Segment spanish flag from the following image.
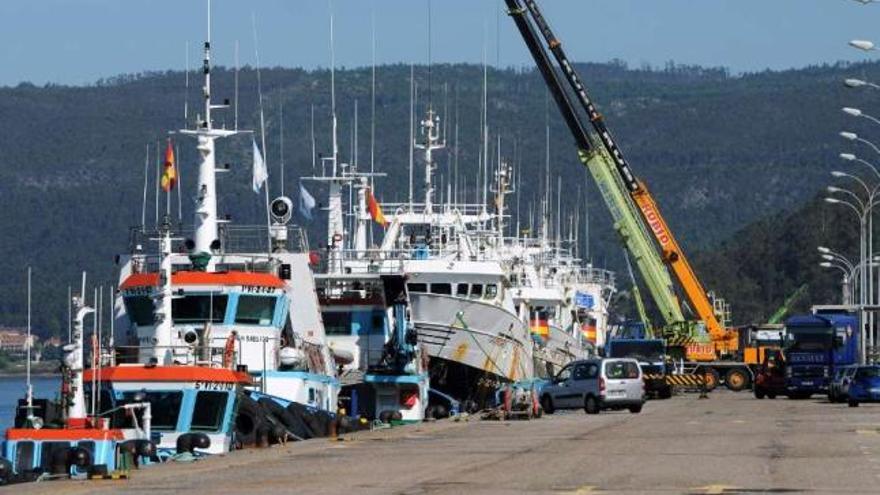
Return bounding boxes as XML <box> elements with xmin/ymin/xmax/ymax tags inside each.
<box><xmin>530</xmin><ymin>317</ymin><xmax>549</xmax><ymax>344</ymax></box>
<box><xmin>161</xmin><ymin>140</ymin><xmax>177</xmax><ymax>192</ymax></box>
<box><xmin>367</xmin><ymin>188</ymin><xmax>388</xmax><ymax>227</ymax></box>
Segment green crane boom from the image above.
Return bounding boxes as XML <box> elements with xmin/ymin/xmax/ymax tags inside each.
<box><xmin>504</xmin><ymin>0</ymin><xmax>685</xmax><ymax>325</ymax></box>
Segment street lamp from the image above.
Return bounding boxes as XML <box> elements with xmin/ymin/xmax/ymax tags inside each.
<box><xmin>840</xmin><ymin>152</ymin><xmax>880</xmax><ymax>179</ymax></box>
<box><xmin>820</xmin><ymin>262</ymin><xmax>855</xmax><ymax>305</ymax></box>
<box><xmin>842</xmin><ymin>106</ymin><xmax>880</xmax><ymax>126</ymax></box>
<box><xmin>845</xmin><ymin>78</ymin><xmax>880</xmax><ymax>89</ymax></box>
<box><xmin>840</xmin><ymin>131</ymin><xmax>880</xmax><ymax>158</ymax></box>
<box><xmin>825</xmin><ymin>192</ymin><xmax>870</xmax><ymax>364</ymax></box>
<box><xmin>831</xmin><ymin>170</ymin><xmax>871</xmax><ymax>197</ymax></box>
<box><xmin>850</xmin><ymin>40</ymin><xmax>876</xmax><ymax>51</ymax></box>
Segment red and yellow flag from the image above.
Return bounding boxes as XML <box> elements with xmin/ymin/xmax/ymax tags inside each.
<box><xmin>161</xmin><ymin>140</ymin><xmax>177</xmax><ymax>192</ymax></box>
<box><xmin>367</xmin><ymin>188</ymin><xmax>388</xmax><ymax>227</ymax></box>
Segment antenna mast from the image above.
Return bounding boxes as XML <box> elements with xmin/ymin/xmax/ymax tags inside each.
<box><xmin>180</xmin><ymin>0</ymin><xmax>238</xmax><ymax>271</ymax></box>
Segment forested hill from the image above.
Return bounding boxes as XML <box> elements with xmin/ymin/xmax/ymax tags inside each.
<box><xmin>0</xmin><ymin>59</ymin><xmax>875</xmax><ymax>335</ymax></box>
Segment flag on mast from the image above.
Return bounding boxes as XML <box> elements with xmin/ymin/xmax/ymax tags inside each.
<box><xmin>367</xmin><ymin>188</ymin><xmax>388</xmax><ymax>227</ymax></box>
<box><xmin>299</xmin><ymin>182</ymin><xmax>316</xmax><ymax>221</ymax></box>
<box><xmin>160</xmin><ymin>139</ymin><xmax>177</xmax><ymax>192</ymax></box>
<box><xmin>252</xmin><ymin>138</ymin><xmax>268</xmax><ymax>193</ymax></box>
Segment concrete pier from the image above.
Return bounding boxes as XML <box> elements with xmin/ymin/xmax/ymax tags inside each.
<box><xmin>11</xmin><ymin>392</ymin><xmax>880</xmax><ymax>494</ymax></box>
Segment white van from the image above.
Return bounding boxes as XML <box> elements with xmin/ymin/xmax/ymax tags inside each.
<box><xmin>540</xmin><ymin>358</ymin><xmax>645</xmax><ymax>414</ymax></box>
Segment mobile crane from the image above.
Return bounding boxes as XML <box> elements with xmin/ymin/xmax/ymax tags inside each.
<box><xmin>506</xmin><ymin>0</ymin><xmax>756</xmax><ymax>390</ymax></box>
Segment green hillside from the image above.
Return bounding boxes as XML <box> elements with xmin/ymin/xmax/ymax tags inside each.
<box><xmin>0</xmin><ymin>59</ymin><xmax>874</xmax><ymax>335</ymax></box>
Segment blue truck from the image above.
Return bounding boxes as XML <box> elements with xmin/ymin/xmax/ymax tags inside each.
<box><xmin>606</xmin><ymin>335</ymin><xmax>672</xmax><ymax>399</ymax></box>
<box><xmin>783</xmin><ymin>311</ymin><xmax>859</xmax><ymax>399</ymax></box>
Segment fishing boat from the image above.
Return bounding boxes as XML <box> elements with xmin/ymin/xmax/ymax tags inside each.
<box><xmin>1</xmin><ymin>297</ymin><xmax>156</xmax><ymax>483</ymax></box>
<box><xmin>112</xmin><ymin>35</ymin><xmax>340</xmax><ymax>413</ymax></box>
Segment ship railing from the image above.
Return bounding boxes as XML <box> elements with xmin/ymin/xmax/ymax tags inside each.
<box><xmin>128</xmin><ymin>224</ymin><xmax>309</xmax><ymax>255</ymax></box>
<box><xmin>577</xmin><ymin>267</ymin><xmax>616</xmax><ymax>287</ymax></box>
<box><xmin>381</xmin><ymin>202</ymin><xmax>490</xmax><ymax>217</ymax></box>
<box><xmin>128</xmin><ymin>252</ymin><xmax>283</xmax><ymax>276</ymax></box>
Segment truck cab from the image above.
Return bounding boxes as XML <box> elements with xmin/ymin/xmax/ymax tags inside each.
<box><xmin>605</xmin><ymin>337</ymin><xmax>671</xmax><ymax>399</ymax></box>
<box><xmin>783</xmin><ymin>312</ymin><xmax>858</xmax><ymax>399</ymax></box>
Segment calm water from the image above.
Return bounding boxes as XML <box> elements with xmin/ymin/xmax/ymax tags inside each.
<box><xmin>0</xmin><ymin>376</ymin><xmax>60</xmax><ymax>431</ymax></box>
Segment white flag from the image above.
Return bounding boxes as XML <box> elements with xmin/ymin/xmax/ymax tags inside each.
<box><xmin>299</xmin><ymin>182</ymin><xmax>316</xmax><ymax>220</ymax></box>
<box><xmin>252</xmin><ymin>138</ymin><xmax>268</xmax><ymax>193</ymax></box>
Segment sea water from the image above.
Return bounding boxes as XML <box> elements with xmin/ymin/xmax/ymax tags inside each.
<box><xmin>0</xmin><ymin>376</ymin><xmax>60</xmax><ymax>431</ymax></box>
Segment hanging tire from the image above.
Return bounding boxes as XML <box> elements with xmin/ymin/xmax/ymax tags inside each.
<box><xmin>584</xmin><ymin>395</ymin><xmax>600</xmax><ymax>415</ymax></box>
<box><xmin>541</xmin><ymin>395</ymin><xmax>555</xmax><ymax>415</ymax></box>
<box><xmin>234</xmin><ymin>395</ymin><xmax>266</xmax><ymax>447</ymax></box>
<box><xmin>724</xmin><ymin>369</ymin><xmax>749</xmax><ymax>392</ymax></box>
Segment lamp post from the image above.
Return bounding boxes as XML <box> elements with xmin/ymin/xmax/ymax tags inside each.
<box><xmin>825</xmin><ymin>194</ymin><xmax>869</xmax><ymax>363</ymax></box>
<box><xmin>820</xmin><ymin>261</ymin><xmax>853</xmax><ymax>305</ymax></box>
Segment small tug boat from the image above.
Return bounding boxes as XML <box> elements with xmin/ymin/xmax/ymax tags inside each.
<box><xmin>1</xmin><ymin>298</ymin><xmax>156</xmax><ymax>483</ymax></box>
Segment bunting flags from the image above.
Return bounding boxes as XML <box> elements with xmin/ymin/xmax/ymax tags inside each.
<box><xmin>367</xmin><ymin>187</ymin><xmax>388</xmax><ymax>227</ymax></box>
<box><xmin>160</xmin><ymin>140</ymin><xmax>177</xmax><ymax>192</ymax></box>
<box><xmin>252</xmin><ymin>138</ymin><xmax>268</xmax><ymax>193</ymax></box>
<box><xmin>299</xmin><ymin>182</ymin><xmax>316</xmax><ymax>221</ymax></box>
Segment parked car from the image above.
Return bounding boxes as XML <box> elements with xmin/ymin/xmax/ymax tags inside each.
<box><xmin>828</xmin><ymin>365</ymin><xmax>857</xmax><ymax>403</ymax></box>
<box><xmin>848</xmin><ymin>366</ymin><xmax>880</xmax><ymax>407</ymax></box>
<box><xmin>753</xmin><ymin>349</ymin><xmax>786</xmax><ymax>399</ymax></box>
<box><xmin>540</xmin><ymin>358</ymin><xmax>645</xmax><ymax>415</ymax></box>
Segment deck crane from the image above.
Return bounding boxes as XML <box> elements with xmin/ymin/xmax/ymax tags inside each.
<box><xmin>506</xmin><ymin>0</ymin><xmax>758</xmax><ymax>389</ymax></box>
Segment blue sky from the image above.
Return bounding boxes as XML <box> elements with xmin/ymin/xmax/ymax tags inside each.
<box><xmin>0</xmin><ymin>0</ymin><xmax>877</xmax><ymax>86</ymax></box>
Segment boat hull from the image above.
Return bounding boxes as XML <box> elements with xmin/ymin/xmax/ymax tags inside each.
<box><xmin>410</xmin><ymin>293</ymin><xmax>533</xmax><ymax>398</ymax></box>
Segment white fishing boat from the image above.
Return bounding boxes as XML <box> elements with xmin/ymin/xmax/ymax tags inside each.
<box><xmin>112</xmin><ymin>32</ymin><xmax>339</xmax><ymax>413</ymax></box>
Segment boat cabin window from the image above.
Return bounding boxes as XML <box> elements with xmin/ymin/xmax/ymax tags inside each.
<box><xmin>124</xmin><ymin>296</ymin><xmax>156</xmax><ymax>326</ymax></box>
<box><xmin>407</xmin><ymin>283</ymin><xmax>427</xmax><ymax>293</ymax></box>
<box><xmin>173</xmin><ymin>295</ymin><xmax>228</xmax><ymax>324</ymax></box>
<box><xmin>470</xmin><ymin>284</ymin><xmax>483</xmax><ymax>299</ymax></box>
<box><xmin>122</xmin><ymin>391</ymin><xmax>183</xmax><ymax>431</ymax></box>
<box><xmin>323</xmin><ymin>312</ymin><xmax>352</xmax><ymax>336</ymax></box>
<box><xmin>485</xmin><ymin>284</ymin><xmax>498</xmax><ymax>299</ymax></box>
<box><xmin>235</xmin><ymin>296</ymin><xmax>276</xmax><ymax>325</ymax></box>
<box><xmin>456</xmin><ymin>284</ymin><xmax>469</xmax><ymax>297</ymax></box>
<box><xmin>430</xmin><ymin>283</ymin><xmax>452</xmax><ymax>295</ymax></box>
<box><xmin>15</xmin><ymin>441</ymin><xmax>34</xmax><ymax>473</ymax></box>
<box><xmin>190</xmin><ymin>391</ymin><xmax>228</xmax><ymax>432</ymax></box>
<box><xmin>40</xmin><ymin>442</ymin><xmax>70</xmax><ymax>470</ymax></box>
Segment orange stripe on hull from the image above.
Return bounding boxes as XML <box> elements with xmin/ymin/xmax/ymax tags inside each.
<box><xmin>120</xmin><ymin>271</ymin><xmax>284</xmax><ymax>290</ymax></box>
<box><xmin>5</xmin><ymin>428</ymin><xmax>124</xmax><ymax>441</ymax></box>
<box><xmin>84</xmin><ymin>365</ymin><xmax>252</xmax><ymax>384</ymax></box>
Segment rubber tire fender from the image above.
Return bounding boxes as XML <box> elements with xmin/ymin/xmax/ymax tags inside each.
<box><xmin>235</xmin><ymin>394</ymin><xmax>267</xmax><ymax>447</ymax></box>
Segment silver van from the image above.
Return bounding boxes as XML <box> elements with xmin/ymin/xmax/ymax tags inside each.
<box><xmin>540</xmin><ymin>358</ymin><xmax>645</xmax><ymax>415</ymax></box>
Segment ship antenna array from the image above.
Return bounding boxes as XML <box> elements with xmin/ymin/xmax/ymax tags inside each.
<box><xmin>252</xmin><ymin>11</ymin><xmax>273</xmax><ymax>253</ymax></box>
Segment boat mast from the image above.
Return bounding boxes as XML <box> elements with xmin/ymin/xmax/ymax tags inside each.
<box><xmin>415</xmin><ymin>108</ymin><xmax>445</xmax><ymax>214</ymax></box>
<box><xmin>65</xmin><ymin>284</ymin><xmax>94</xmax><ymax>423</ymax></box>
<box><xmin>181</xmin><ymin>4</ymin><xmax>236</xmax><ymax>271</ymax></box>
<box><xmin>325</xmin><ymin>6</ymin><xmax>345</xmax><ymax>274</ymax></box>
<box><xmin>152</xmin><ymin>219</ymin><xmax>175</xmax><ymax>365</ymax></box>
